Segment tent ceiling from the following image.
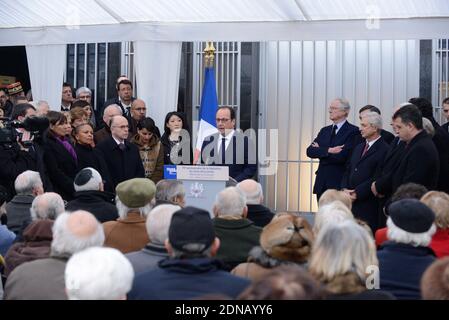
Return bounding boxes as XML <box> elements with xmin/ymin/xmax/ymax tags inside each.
<box><xmin>0</xmin><ymin>0</ymin><xmax>448</xmax><ymax>45</ymax></box>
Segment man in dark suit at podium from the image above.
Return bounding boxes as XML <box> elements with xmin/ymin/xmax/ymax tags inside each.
<box><xmin>201</xmin><ymin>106</ymin><xmax>256</xmax><ymax>182</ymax></box>
<box><xmin>307</xmin><ymin>98</ymin><xmax>360</xmax><ymax>201</ymax></box>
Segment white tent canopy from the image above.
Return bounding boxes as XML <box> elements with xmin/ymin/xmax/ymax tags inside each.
<box><xmin>1</xmin><ymin>0</ymin><xmax>449</xmax><ymax>45</ymax></box>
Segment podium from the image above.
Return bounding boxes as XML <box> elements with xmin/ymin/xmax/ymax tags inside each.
<box><xmin>164</xmin><ymin>165</ymin><xmax>229</xmax><ymax>216</ymax></box>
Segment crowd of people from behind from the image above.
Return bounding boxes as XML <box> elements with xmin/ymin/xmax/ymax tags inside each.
<box><xmin>1</xmin><ymin>77</ymin><xmax>449</xmax><ymax>300</ymax></box>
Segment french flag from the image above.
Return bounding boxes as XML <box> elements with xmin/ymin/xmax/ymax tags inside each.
<box><xmin>194</xmin><ymin>66</ymin><xmax>219</xmax><ymax>163</ymax></box>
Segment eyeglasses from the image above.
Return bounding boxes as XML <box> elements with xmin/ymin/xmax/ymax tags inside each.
<box><xmin>112</xmin><ymin>125</ymin><xmax>129</xmax><ymax>129</ymax></box>
<box><xmin>134</xmin><ymin>108</ymin><xmax>147</xmax><ymax>112</ymax></box>
<box><xmin>216</xmin><ymin>118</ymin><xmax>231</xmax><ymax>123</ymax></box>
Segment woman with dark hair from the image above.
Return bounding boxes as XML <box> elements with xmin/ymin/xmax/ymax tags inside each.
<box><xmin>160</xmin><ymin>111</ymin><xmax>192</xmax><ymax>165</ymax></box>
<box><xmin>131</xmin><ymin>117</ymin><xmax>164</xmax><ymax>183</ymax></box>
<box><xmin>43</xmin><ymin>111</ymin><xmax>77</xmax><ymax>200</ymax></box>
<box><xmin>73</xmin><ymin>123</ymin><xmax>113</xmax><ymax>192</ymax></box>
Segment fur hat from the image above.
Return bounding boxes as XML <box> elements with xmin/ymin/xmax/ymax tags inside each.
<box><xmin>421</xmin><ymin>257</ymin><xmax>449</xmax><ymax>300</ymax></box>
<box><xmin>260</xmin><ymin>213</ymin><xmax>314</xmax><ymax>263</ymax></box>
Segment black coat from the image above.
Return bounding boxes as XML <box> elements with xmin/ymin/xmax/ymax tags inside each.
<box><xmin>0</xmin><ymin>131</ymin><xmax>52</xmax><ymax>201</ymax></box>
<box><xmin>66</xmin><ymin>191</ymin><xmax>118</xmax><ymax>223</ymax></box>
<box><xmin>306</xmin><ymin>121</ymin><xmax>361</xmax><ymax>197</ymax></box>
<box><xmin>246</xmin><ymin>204</ymin><xmax>275</xmax><ymax>228</ymax></box>
<box><xmin>391</xmin><ymin>130</ymin><xmax>439</xmax><ymax>192</ymax></box>
<box><xmin>428</xmin><ymin>119</ymin><xmax>449</xmax><ymax>193</ymax></box>
<box><xmin>43</xmin><ymin>135</ymin><xmax>78</xmax><ymax>201</ymax></box>
<box><xmin>96</xmin><ymin>136</ymin><xmax>145</xmax><ymax>189</ymax></box>
<box><xmin>160</xmin><ymin>133</ymin><xmax>192</xmax><ymax>165</ymax></box>
<box><xmin>341</xmin><ymin>138</ymin><xmax>389</xmax><ymax>232</ymax></box>
<box><xmin>201</xmin><ymin>131</ymin><xmax>257</xmax><ymax>182</ymax></box>
<box><xmin>74</xmin><ymin>143</ymin><xmax>114</xmax><ymax>193</ymax></box>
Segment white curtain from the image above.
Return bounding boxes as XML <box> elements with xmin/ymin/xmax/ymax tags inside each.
<box><xmin>134</xmin><ymin>41</ymin><xmax>182</xmax><ymax>133</ymax></box>
<box><xmin>26</xmin><ymin>44</ymin><xmax>66</xmax><ymax>110</ymax></box>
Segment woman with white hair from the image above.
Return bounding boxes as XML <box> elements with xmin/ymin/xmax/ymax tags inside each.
<box><xmin>309</xmin><ymin>220</ymin><xmax>394</xmax><ymax>299</ymax></box>
<box><xmin>65</xmin><ymin>247</ymin><xmax>134</xmax><ymax>300</ymax></box>
<box><xmin>312</xmin><ymin>200</ymin><xmax>354</xmax><ymax>235</ymax></box>
<box><xmin>377</xmin><ymin>199</ymin><xmax>436</xmax><ymax>299</ymax></box>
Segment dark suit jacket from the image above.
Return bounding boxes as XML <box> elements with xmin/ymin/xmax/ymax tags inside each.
<box><xmin>43</xmin><ymin>135</ymin><xmax>78</xmax><ymax>200</ymax></box>
<box><xmin>246</xmin><ymin>204</ymin><xmax>275</xmax><ymax>228</ymax></box>
<box><xmin>391</xmin><ymin>130</ymin><xmax>439</xmax><ymax>192</ymax></box>
<box><xmin>374</xmin><ymin>137</ymin><xmax>406</xmax><ymax>197</ymax></box>
<box><xmin>96</xmin><ymin>136</ymin><xmax>145</xmax><ymax>189</ymax></box>
<box><xmin>428</xmin><ymin>119</ymin><xmax>449</xmax><ymax>193</ymax></box>
<box><xmin>442</xmin><ymin>122</ymin><xmax>449</xmax><ymax>134</ymax></box>
<box><xmin>100</xmin><ymin>96</ymin><xmax>135</xmax><ymax>119</ymax></box>
<box><xmin>341</xmin><ymin>138</ymin><xmax>389</xmax><ymax>231</ymax></box>
<box><xmin>306</xmin><ymin>120</ymin><xmax>360</xmax><ymax>196</ymax></box>
<box><xmin>201</xmin><ymin>131</ymin><xmax>257</xmax><ymax>182</ymax></box>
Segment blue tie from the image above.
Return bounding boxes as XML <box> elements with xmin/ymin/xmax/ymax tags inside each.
<box><xmin>221</xmin><ymin>137</ymin><xmax>226</xmax><ymax>164</ymax></box>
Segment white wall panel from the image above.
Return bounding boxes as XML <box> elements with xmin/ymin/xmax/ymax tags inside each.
<box><xmin>260</xmin><ymin>39</ymin><xmax>419</xmax><ymax>213</ymax></box>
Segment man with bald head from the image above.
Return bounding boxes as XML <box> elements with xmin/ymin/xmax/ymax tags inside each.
<box><xmin>4</xmin><ymin>210</ymin><xmax>105</xmax><ymax>300</ymax></box>
<box><xmin>97</xmin><ymin>115</ymin><xmax>145</xmax><ymax>189</ymax></box>
<box><xmin>94</xmin><ymin>104</ymin><xmax>122</xmax><ymax>144</ymax></box>
<box><xmin>236</xmin><ymin>179</ymin><xmax>274</xmax><ymax>228</ymax></box>
<box><xmin>128</xmin><ymin>98</ymin><xmax>160</xmax><ymax>139</ymax></box>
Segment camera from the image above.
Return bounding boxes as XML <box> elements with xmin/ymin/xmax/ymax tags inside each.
<box><xmin>0</xmin><ymin>116</ymin><xmax>49</xmax><ymax>147</ymax></box>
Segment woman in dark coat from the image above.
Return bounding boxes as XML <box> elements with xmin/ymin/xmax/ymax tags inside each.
<box><xmin>43</xmin><ymin>111</ymin><xmax>78</xmax><ymax>201</ymax></box>
<box><xmin>160</xmin><ymin>111</ymin><xmax>192</xmax><ymax>165</ymax></box>
<box><xmin>73</xmin><ymin>123</ymin><xmax>113</xmax><ymax>193</ymax></box>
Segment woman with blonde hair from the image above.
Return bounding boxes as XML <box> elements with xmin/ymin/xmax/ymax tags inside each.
<box><xmin>420</xmin><ymin>191</ymin><xmax>449</xmax><ymax>258</ymax></box>
<box><xmin>309</xmin><ymin>220</ymin><xmax>394</xmax><ymax>299</ymax></box>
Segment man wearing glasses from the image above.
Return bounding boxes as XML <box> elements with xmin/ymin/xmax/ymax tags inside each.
<box><xmin>201</xmin><ymin>106</ymin><xmax>257</xmax><ymax>182</ymax></box>
<box><xmin>97</xmin><ymin>115</ymin><xmax>145</xmax><ymax>189</ymax></box>
<box><xmin>307</xmin><ymin>98</ymin><xmax>360</xmax><ymax>201</ymax></box>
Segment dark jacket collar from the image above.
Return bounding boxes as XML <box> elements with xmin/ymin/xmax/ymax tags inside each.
<box><xmin>213</xmin><ymin>217</ymin><xmax>254</xmax><ymax>229</ymax></box>
<box><xmin>380</xmin><ymin>241</ymin><xmax>436</xmax><ymax>257</ymax></box>
<box><xmin>72</xmin><ymin>190</ymin><xmax>114</xmax><ymax>202</ymax></box>
<box><xmin>158</xmin><ymin>257</ymin><xmax>225</xmax><ymax>274</ymax></box>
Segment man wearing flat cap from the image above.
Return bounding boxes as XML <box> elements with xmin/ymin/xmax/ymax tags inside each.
<box><xmin>377</xmin><ymin>199</ymin><xmax>436</xmax><ymax>300</ymax></box>
<box><xmin>128</xmin><ymin>206</ymin><xmax>250</xmax><ymax>300</ymax></box>
<box><xmin>103</xmin><ymin>178</ymin><xmax>156</xmax><ymax>254</ymax></box>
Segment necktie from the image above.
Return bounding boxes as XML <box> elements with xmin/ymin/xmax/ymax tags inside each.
<box><xmin>361</xmin><ymin>142</ymin><xmax>369</xmax><ymax>157</ymax></box>
<box><xmin>119</xmin><ymin>142</ymin><xmax>126</xmax><ymax>151</ymax></box>
<box><xmin>221</xmin><ymin>137</ymin><xmax>226</xmax><ymax>164</ymax></box>
<box><xmin>330</xmin><ymin>125</ymin><xmax>337</xmax><ymax>144</ymax></box>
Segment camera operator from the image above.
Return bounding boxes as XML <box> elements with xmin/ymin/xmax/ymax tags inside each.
<box><xmin>0</xmin><ymin>103</ymin><xmax>51</xmax><ymax>201</ymax></box>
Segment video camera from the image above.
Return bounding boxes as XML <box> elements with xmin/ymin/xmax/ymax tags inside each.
<box><xmin>0</xmin><ymin>116</ymin><xmax>49</xmax><ymax>147</ymax></box>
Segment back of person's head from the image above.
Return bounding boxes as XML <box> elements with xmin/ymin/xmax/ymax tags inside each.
<box><xmin>236</xmin><ymin>179</ymin><xmax>263</xmax><ymax>205</ymax></box>
<box><xmin>359</xmin><ymin>104</ymin><xmax>381</xmax><ymax>115</ymax></box>
<box><xmin>74</xmin><ymin>168</ymin><xmax>103</xmax><ymax>192</ymax></box>
<box><xmin>318</xmin><ymin>189</ymin><xmax>352</xmax><ymax>210</ymax></box>
<box><xmin>213</xmin><ymin>187</ymin><xmax>247</xmax><ymax>218</ymax></box>
<box><xmin>408</xmin><ymin>97</ymin><xmax>433</xmax><ymax>119</ymax></box>
<box><xmin>14</xmin><ymin>170</ymin><xmax>43</xmax><ymax>196</ymax></box>
<box><xmin>313</xmin><ymin>200</ymin><xmax>354</xmax><ymax>235</ymax></box>
<box><xmin>309</xmin><ymin>220</ymin><xmax>377</xmax><ymax>291</ymax></box>
<box><xmin>387</xmin><ymin>199</ymin><xmax>436</xmax><ymax>246</ymax></box>
<box><xmin>155</xmin><ymin>180</ymin><xmax>185</xmax><ymax>205</ymax></box>
<box><xmin>422</xmin><ymin>117</ymin><xmax>435</xmax><ymax>137</ymax></box>
<box><xmin>146</xmin><ymin>204</ymin><xmax>181</xmax><ymax>245</ymax></box>
<box><xmin>30</xmin><ymin>192</ymin><xmax>65</xmax><ymax>220</ymax></box>
<box><xmin>167</xmin><ymin>206</ymin><xmax>217</xmax><ymax>259</ymax></box>
<box><xmin>51</xmin><ymin>210</ymin><xmax>105</xmax><ymax>257</ymax></box>
<box><xmin>421</xmin><ymin>191</ymin><xmax>449</xmax><ymax>230</ymax></box>
<box><xmin>260</xmin><ymin>213</ymin><xmax>314</xmax><ymax>263</ymax></box>
<box><xmin>71</xmin><ymin>100</ymin><xmax>90</xmax><ymax>110</ymax></box>
<box><xmin>385</xmin><ymin>183</ymin><xmax>428</xmax><ymax>215</ymax></box>
<box><xmin>115</xmin><ymin>178</ymin><xmax>156</xmax><ymax>219</ymax></box>
<box><xmin>238</xmin><ymin>265</ymin><xmax>324</xmax><ymax>300</ymax></box>
<box><xmin>421</xmin><ymin>257</ymin><xmax>449</xmax><ymax>300</ymax></box>
<box><xmin>65</xmin><ymin>247</ymin><xmax>134</xmax><ymax>300</ymax></box>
